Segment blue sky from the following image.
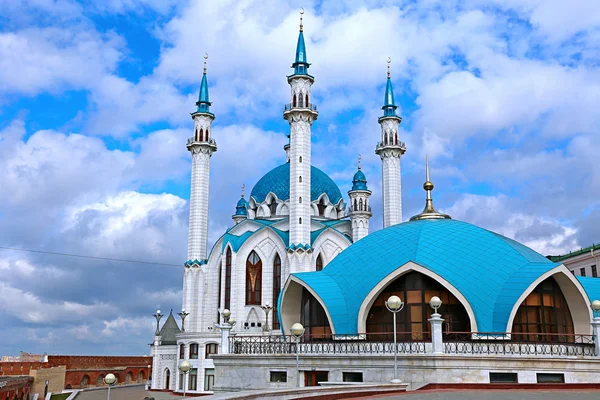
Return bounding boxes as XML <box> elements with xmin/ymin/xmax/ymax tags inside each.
<box><xmin>0</xmin><ymin>0</ymin><xmax>599</xmax><ymax>356</ymax></box>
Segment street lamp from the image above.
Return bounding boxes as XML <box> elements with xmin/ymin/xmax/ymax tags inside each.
<box><xmin>429</xmin><ymin>296</ymin><xmax>442</xmax><ymax>314</ymax></box>
<box><xmin>104</xmin><ymin>373</ymin><xmax>116</xmax><ymax>400</ymax></box>
<box><xmin>385</xmin><ymin>295</ymin><xmax>404</xmax><ymax>384</ymax></box>
<box><xmin>222</xmin><ymin>308</ymin><xmax>231</xmax><ymax>323</ymax></box>
<box><xmin>592</xmin><ymin>300</ymin><xmax>600</xmax><ymax>318</ymax></box>
<box><xmin>290</xmin><ymin>323</ymin><xmax>305</xmax><ymax>388</ymax></box>
<box><xmin>261</xmin><ymin>304</ymin><xmax>273</xmax><ymax>332</ymax></box>
<box><xmin>178</xmin><ymin>360</ymin><xmax>192</xmax><ymax>398</ymax></box>
<box><xmin>177</xmin><ymin>309</ymin><xmax>190</xmax><ymax>332</ymax></box>
<box><xmin>152</xmin><ymin>310</ymin><xmax>163</xmax><ymax>335</ymax></box>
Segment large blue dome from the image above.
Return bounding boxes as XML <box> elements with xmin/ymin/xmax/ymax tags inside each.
<box><xmin>289</xmin><ymin>218</ymin><xmax>560</xmax><ymax>334</ymax></box>
<box><xmin>250</xmin><ymin>163</ymin><xmax>343</xmax><ymax>204</ymax></box>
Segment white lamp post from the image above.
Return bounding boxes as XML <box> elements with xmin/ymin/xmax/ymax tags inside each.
<box><xmin>428</xmin><ymin>296</ymin><xmax>445</xmax><ymax>355</ymax></box>
<box><xmin>179</xmin><ymin>360</ymin><xmax>192</xmax><ymax>398</ymax></box>
<box><xmin>290</xmin><ymin>323</ymin><xmax>305</xmax><ymax>387</ymax></box>
<box><xmin>103</xmin><ymin>373</ymin><xmax>116</xmax><ymax>400</ymax></box>
<box><xmin>385</xmin><ymin>295</ymin><xmax>404</xmax><ymax>384</ymax></box>
<box><xmin>591</xmin><ymin>300</ymin><xmax>600</xmax><ymax>356</ymax></box>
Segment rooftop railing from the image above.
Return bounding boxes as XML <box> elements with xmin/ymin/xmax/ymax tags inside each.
<box><xmin>187</xmin><ymin>137</ymin><xmax>217</xmax><ymax>146</ymax></box>
<box><xmin>284</xmin><ymin>103</ymin><xmax>318</xmax><ymax>112</ymax></box>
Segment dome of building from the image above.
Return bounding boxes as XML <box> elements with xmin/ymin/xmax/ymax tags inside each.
<box><xmin>284</xmin><ymin>218</ymin><xmax>576</xmax><ymax>334</ymax></box>
<box><xmin>250</xmin><ymin>163</ymin><xmax>343</xmax><ymax>204</ymax></box>
<box><xmin>235</xmin><ymin>196</ymin><xmax>248</xmax><ymax>216</ymax></box>
<box><xmin>351</xmin><ymin>169</ymin><xmax>368</xmax><ymax>191</ymax></box>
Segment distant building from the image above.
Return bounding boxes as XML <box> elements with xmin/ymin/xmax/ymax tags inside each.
<box><xmin>548</xmin><ymin>244</ymin><xmax>600</xmax><ymax>278</ymax></box>
<box><xmin>0</xmin><ymin>376</ymin><xmax>33</xmax><ymax>399</ymax></box>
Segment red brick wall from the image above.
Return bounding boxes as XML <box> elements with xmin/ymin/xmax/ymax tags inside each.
<box><xmin>0</xmin><ymin>362</ymin><xmax>44</xmax><ymax>376</ymax></box>
<box><xmin>0</xmin><ymin>376</ymin><xmax>33</xmax><ymax>399</ymax></box>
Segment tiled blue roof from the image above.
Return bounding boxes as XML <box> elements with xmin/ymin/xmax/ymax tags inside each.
<box><xmin>577</xmin><ymin>276</ymin><xmax>600</xmax><ymax>303</ymax></box>
<box><xmin>222</xmin><ymin>220</ymin><xmax>289</xmax><ymax>252</ymax></box>
<box><xmin>351</xmin><ymin>169</ymin><xmax>368</xmax><ymax>191</ymax></box>
<box><xmin>250</xmin><ymin>163</ymin><xmax>343</xmax><ymax>204</ymax></box>
<box><xmin>292</xmin><ymin>219</ymin><xmax>558</xmax><ymax>334</ymax></box>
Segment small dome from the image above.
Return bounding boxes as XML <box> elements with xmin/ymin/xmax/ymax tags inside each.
<box><xmin>351</xmin><ymin>169</ymin><xmax>368</xmax><ymax>191</ymax></box>
<box><xmin>250</xmin><ymin>163</ymin><xmax>343</xmax><ymax>204</ymax></box>
<box><xmin>235</xmin><ymin>197</ymin><xmax>248</xmax><ymax>216</ymax></box>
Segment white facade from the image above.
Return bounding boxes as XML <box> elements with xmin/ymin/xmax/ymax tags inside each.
<box><xmin>348</xmin><ymin>189</ymin><xmax>372</xmax><ymax>242</ymax></box>
<box><xmin>552</xmin><ymin>246</ymin><xmax>600</xmax><ymax>278</ymax></box>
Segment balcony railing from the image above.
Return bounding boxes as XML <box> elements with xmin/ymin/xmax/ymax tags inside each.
<box><xmin>376</xmin><ymin>140</ymin><xmax>406</xmax><ymax>149</ymax></box>
<box><xmin>347</xmin><ymin>205</ymin><xmax>373</xmax><ymax>214</ymax></box>
<box><xmin>284</xmin><ymin>103</ymin><xmax>318</xmax><ymax>112</ymax></box>
<box><xmin>229</xmin><ymin>331</ymin><xmax>596</xmax><ymax>357</ymax></box>
<box><xmin>187</xmin><ymin>137</ymin><xmax>217</xmax><ymax>146</ymax></box>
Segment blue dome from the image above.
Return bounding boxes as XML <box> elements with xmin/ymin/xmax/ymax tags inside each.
<box><xmin>290</xmin><ymin>219</ymin><xmax>559</xmax><ymax>334</ymax></box>
<box><xmin>351</xmin><ymin>169</ymin><xmax>368</xmax><ymax>191</ymax></box>
<box><xmin>250</xmin><ymin>163</ymin><xmax>343</xmax><ymax>204</ymax></box>
<box><xmin>235</xmin><ymin>197</ymin><xmax>248</xmax><ymax>216</ymax></box>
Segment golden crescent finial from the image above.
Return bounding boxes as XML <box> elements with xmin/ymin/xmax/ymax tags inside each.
<box><xmin>300</xmin><ymin>7</ymin><xmax>305</xmax><ymax>14</ymax></box>
<box><xmin>299</xmin><ymin>8</ymin><xmax>304</xmax><ymax>31</ymax></box>
<box><xmin>204</xmin><ymin>53</ymin><xmax>208</xmax><ymax>60</ymax></box>
<box><xmin>387</xmin><ymin>57</ymin><xmax>391</xmax><ymax>64</ymax></box>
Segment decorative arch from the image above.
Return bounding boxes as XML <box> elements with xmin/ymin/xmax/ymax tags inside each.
<box><xmin>317</xmin><ymin>197</ymin><xmax>327</xmax><ymax>216</ymax></box>
<box><xmin>316</xmin><ymin>254</ymin><xmax>323</xmax><ymax>271</ymax></box>
<box><xmin>96</xmin><ymin>374</ymin><xmax>105</xmax><ymax>386</ymax></box>
<box><xmin>273</xmin><ymin>253</ymin><xmax>282</xmax><ymax>329</ymax></box>
<box><xmin>246</xmin><ymin>251</ymin><xmax>262</xmax><ymax>305</ymax></box>
<box><xmin>137</xmin><ymin>370</ymin><xmax>145</xmax><ymax>383</ymax></box>
<box><xmin>505</xmin><ymin>265</ymin><xmax>592</xmax><ymax>335</ymax></box>
<box><xmin>293</xmin><ymin>94</ymin><xmax>297</xmax><ymax>107</ymax></box>
<box><xmin>125</xmin><ymin>372</ymin><xmax>133</xmax><ymax>384</ymax></box>
<box><xmin>80</xmin><ymin>375</ymin><xmax>90</xmax><ymax>389</ymax></box>
<box><xmin>357</xmin><ymin>261</ymin><xmax>478</xmax><ymax>333</ymax></box>
<box><xmin>164</xmin><ymin>368</ymin><xmax>171</xmax><ymax>390</ymax></box>
<box><xmin>199</xmin><ymin>128</ymin><xmax>204</xmax><ymax>142</ymax></box>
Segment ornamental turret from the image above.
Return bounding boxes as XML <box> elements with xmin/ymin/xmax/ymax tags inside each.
<box><xmin>375</xmin><ymin>58</ymin><xmax>406</xmax><ymax>228</ymax></box>
<box><xmin>232</xmin><ymin>185</ymin><xmax>248</xmax><ymax>225</ymax></box>
<box><xmin>348</xmin><ymin>155</ymin><xmax>372</xmax><ymax>242</ymax></box>
<box><xmin>284</xmin><ymin>9</ymin><xmax>318</xmax><ymax>272</ymax></box>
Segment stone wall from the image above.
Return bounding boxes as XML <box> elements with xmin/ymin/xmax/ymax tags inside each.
<box><xmin>29</xmin><ymin>365</ymin><xmax>65</xmax><ymax>398</ymax></box>
<box><xmin>0</xmin><ymin>376</ymin><xmax>33</xmax><ymax>399</ymax></box>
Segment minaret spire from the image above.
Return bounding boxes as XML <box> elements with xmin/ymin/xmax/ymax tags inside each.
<box><xmin>410</xmin><ymin>155</ymin><xmax>451</xmax><ymax>221</ymax></box>
<box><xmin>376</xmin><ymin>57</ymin><xmax>406</xmax><ymax>227</ymax></box>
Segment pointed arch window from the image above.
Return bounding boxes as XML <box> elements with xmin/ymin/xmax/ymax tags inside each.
<box><xmin>299</xmin><ymin>93</ymin><xmax>304</xmax><ymax>107</ymax></box>
<box><xmin>299</xmin><ymin>197</ymin><xmax>302</xmax><ymax>203</ymax></box>
<box><xmin>293</xmin><ymin>94</ymin><xmax>297</xmax><ymax>107</ymax></box>
<box><xmin>299</xmin><ymin>176</ymin><xmax>302</xmax><ymax>183</ymax></box>
<box><xmin>225</xmin><ymin>248</ymin><xmax>232</xmax><ymax>310</ymax></box>
<box><xmin>199</xmin><ymin>128</ymin><xmax>204</xmax><ymax>142</ymax></box>
<box><xmin>395</xmin><ymin>132</ymin><xmax>398</xmax><ymax>145</ymax></box>
<box><xmin>217</xmin><ymin>266</ymin><xmax>222</xmax><ymax>323</ymax></box>
<box><xmin>246</xmin><ymin>251</ymin><xmax>262</xmax><ymax>305</ymax></box>
<box><xmin>305</xmin><ymin>94</ymin><xmax>309</xmax><ymax>107</ymax></box>
<box><xmin>272</xmin><ymin>254</ymin><xmax>282</xmax><ymax>330</ymax></box>
<box><xmin>318</xmin><ymin>198</ymin><xmax>327</xmax><ymax>216</ymax></box>
<box><xmin>316</xmin><ymin>254</ymin><xmax>323</xmax><ymax>271</ymax></box>
<box><xmin>268</xmin><ymin>198</ymin><xmax>277</xmax><ymax>216</ymax></box>
<box><xmin>179</xmin><ymin>343</ymin><xmax>185</xmax><ymax>360</ymax></box>
<box><xmin>354</xmin><ymin>198</ymin><xmax>358</xmax><ymax>211</ymax></box>
<box><xmin>359</xmin><ymin>198</ymin><xmax>363</xmax><ymax>211</ymax></box>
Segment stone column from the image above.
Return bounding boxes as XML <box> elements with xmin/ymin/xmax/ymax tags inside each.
<box><xmin>151</xmin><ymin>336</ymin><xmax>161</xmax><ymax>389</ymax></box>
<box><xmin>428</xmin><ymin>313</ymin><xmax>444</xmax><ymax>354</ymax></box>
<box><xmin>215</xmin><ymin>323</ymin><xmax>233</xmax><ymax>354</ymax></box>
<box><xmin>592</xmin><ymin>317</ymin><xmax>600</xmax><ymax>356</ymax></box>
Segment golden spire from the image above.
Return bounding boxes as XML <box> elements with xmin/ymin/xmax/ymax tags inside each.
<box><xmin>241</xmin><ymin>183</ymin><xmax>245</xmax><ymax>198</ymax></box>
<box><xmin>409</xmin><ymin>155</ymin><xmax>451</xmax><ymax>221</ymax></box>
<box><xmin>299</xmin><ymin>8</ymin><xmax>304</xmax><ymax>32</ymax></box>
<box><xmin>358</xmin><ymin>154</ymin><xmax>362</xmax><ymax>170</ymax></box>
<box><xmin>387</xmin><ymin>57</ymin><xmax>391</xmax><ymax>79</ymax></box>
<box><xmin>203</xmin><ymin>53</ymin><xmax>208</xmax><ymax>74</ymax></box>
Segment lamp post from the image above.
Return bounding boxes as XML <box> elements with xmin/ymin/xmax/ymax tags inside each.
<box><xmin>385</xmin><ymin>295</ymin><xmax>404</xmax><ymax>384</ymax></box>
<box><xmin>428</xmin><ymin>296</ymin><xmax>444</xmax><ymax>355</ymax></box>
<box><xmin>179</xmin><ymin>360</ymin><xmax>192</xmax><ymax>398</ymax></box>
<box><xmin>261</xmin><ymin>304</ymin><xmax>273</xmax><ymax>332</ymax></box>
<box><xmin>290</xmin><ymin>323</ymin><xmax>305</xmax><ymax>388</ymax></box>
<box><xmin>177</xmin><ymin>309</ymin><xmax>190</xmax><ymax>332</ymax></box>
<box><xmin>104</xmin><ymin>373</ymin><xmax>116</xmax><ymax>400</ymax></box>
<box><xmin>152</xmin><ymin>310</ymin><xmax>163</xmax><ymax>335</ymax></box>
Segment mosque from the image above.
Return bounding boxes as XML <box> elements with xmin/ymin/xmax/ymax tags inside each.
<box><xmin>150</xmin><ymin>12</ymin><xmax>600</xmax><ymax>395</ymax></box>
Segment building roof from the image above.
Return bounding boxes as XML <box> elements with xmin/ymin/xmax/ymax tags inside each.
<box><xmin>250</xmin><ymin>163</ymin><xmax>343</xmax><ymax>204</ymax></box>
<box><xmin>291</xmin><ymin>218</ymin><xmax>558</xmax><ymax>334</ymax></box>
<box><xmin>235</xmin><ymin>196</ymin><xmax>248</xmax><ymax>216</ymax></box>
<box><xmin>547</xmin><ymin>243</ymin><xmax>600</xmax><ymax>262</ymax></box>
<box><xmin>351</xmin><ymin>169</ymin><xmax>368</xmax><ymax>191</ymax></box>
<box><xmin>577</xmin><ymin>276</ymin><xmax>600</xmax><ymax>303</ymax></box>
<box><xmin>158</xmin><ymin>311</ymin><xmax>181</xmax><ymax>345</ymax></box>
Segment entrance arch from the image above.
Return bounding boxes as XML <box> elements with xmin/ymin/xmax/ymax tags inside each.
<box><xmin>164</xmin><ymin>368</ymin><xmax>171</xmax><ymax>389</ymax></box>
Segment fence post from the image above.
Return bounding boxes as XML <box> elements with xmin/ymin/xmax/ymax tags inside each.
<box><xmin>591</xmin><ymin>317</ymin><xmax>600</xmax><ymax>356</ymax></box>
<box><xmin>428</xmin><ymin>313</ymin><xmax>445</xmax><ymax>354</ymax></box>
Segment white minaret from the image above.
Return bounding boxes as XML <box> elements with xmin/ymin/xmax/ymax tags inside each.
<box><xmin>183</xmin><ymin>55</ymin><xmax>217</xmax><ymax>331</ymax></box>
<box><xmin>348</xmin><ymin>155</ymin><xmax>372</xmax><ymax>242</ymax></box>
<box><xmin>285</xmin><ymin>10</ymin><xmax>318</xmax><ymax>272</ymax></box>
<box><xmin>375</xmin><ymin>58</ymin><xmax>406</xmax><ymax>227</ymax></box>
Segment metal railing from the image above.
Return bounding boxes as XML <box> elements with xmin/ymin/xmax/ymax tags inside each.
<box><xmin>443</xmin><ymin>332</ymin><xmax>596</xmax><ymax>357</ymax></box>
<box><xmin>376</xmin><ymin>141</ymin><xmax>406</xmax><ymax>149</ymax></box>
<box><xmin>284</xmin><ymin>103</ymin><xmax>318</xmax><ymax>112</ymax></box>
<box><xmin>347</xmin><ymin>205</ymin><xmax>373</xmax><ymax>214</ymax></box>
<box><xmin>230</xmin><ymin>332</ymin><xmax>429</xmax><ymax>355</ymax></box>
<box><xmin>187</xmin><ymin>137</ymin><xmax>217</xmax><ymax>146</ymax></box>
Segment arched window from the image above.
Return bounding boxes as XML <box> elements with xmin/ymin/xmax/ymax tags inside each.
<box><xmin>268</xmin><ymin>198</ymin><xmax>277</xmax><ymax>216</ymax></box>
<box><xmin>246</xmin><ymin>251</ymin><xmax>262</xmax><ymax>305</ymax></box>
<box><xmin>293</xmin><ymin>94</ymin><xmax>297</xmax><ymax>107</ymax></box>
<box><xmin>359</xmin><ymin>198</ymin><xmax>363</xmax><ymax>211</ymax></box>
<box><xmin>272</xmin><ymin>254</ymin><xmax>282</xmax><ymax>329</ymax></box>
<box><xmin>512</xmin><ymin>277</ymin><xmax>574</xmax><ymax>342</ymax></box>
<box><xmin>366</xmin><ymin>271</ymin><xmax>470</xmax><ymax>341</ymax></box>
<box><xmin>354</xmin><ymin>198</ymin><xmax>358</xmax><ymax>211</ymax></box>
<box><xmin>318</xmin><ymin>198</ymin><xmax>327</xmax><ymax>216</ymax></box>
<box><xmin>217</xmin><ymin>266</ymin><xmax>222</xmax><ymax>323</ymax></box>
<box><xmin>301</xmin><ymin>288</ymin><xmax>331</xmax><ymax>337</ymax></box>
<box><xmin>395</xmin><ymin>132</ymin><xmax>398</xmax><ymax>145</ymax></box>
<box><xmin>164</xmin><ymin>369</ymin><xmax>170</xmax><ymax>390</ymax></box>
<box><xmin>137</xmin><ymin>371</ymin><xmax>145</xmax><ymax>383</ymax></box>
<box><xmin>179</xmin><ymin>343</ymin><xmax>185</xmax><ymax>359</ymax></box>
<box><xmin>305</xmin><ymin>94</ymin><xmax>309</xmax><ymax>107</ymax></box>
<box><xmin>299</xmin><ymin>93</ymin><xmax>304</xmax><ymax>107</ymax></box>
<box><xmin>199</xmin><ymin>128</ymin><xmax>204</xmax><ymax>142</ymax></box>
<box><xmin>96</xmin><ymin>374</ymin><xmax>105</xmax><ymax>386</ymax></box>
<box><xmin>299</xmin><ymin>197</ymin><xmax>302</xmax><ymax>203</ymax></box>
<box><xmin>316</xmin><ymin>254</ymin><xmax>323</xmax><ymax>271</ymax></box>
<box><xmin>125</xmin><ymin>372</ymin><xmax>133</xmax><ymax>384</ymax></box>
<box><xmin>195</xmin><ymin>129</ymin><xmax>199</xmax><ymax>141</ymax></box>
<box><xmin>299</xmin><ymin>156</ymin><xmax>302</xmax><ymax>163</ymax></box>
<box><xmin>299</xmin><ymin>217</ymin><xmax>302</xmax><ymax>224</ymax></box>
<box><xmin>80</xmin><ymin>375</ymin><xmax>90</xmax><ymax>389</ymax></box>
<box><xmin>225</xmin><ymin>248</ymin><xmax>232</xmax><ymax>310</ymax></box>
<box><xmin>189</xmin><ymin>343</ymin><xmax>199</xmax><ymax>359</ymax></box>
<box><xmin>299</xmin><ymin>176</ymin><xmax>302</xmax><ymax>183</ymax></box>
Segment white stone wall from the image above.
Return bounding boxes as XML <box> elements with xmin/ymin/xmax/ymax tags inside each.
<box><xmin>348</xmin><ymin>190</ymin><xmax>372</xmax><ymax>242</ymax></box>
<box><xmin>187</xmin><ymin>146</ymin><xmax>212</xmax><ymax>260</ymax></box>
<box><xmin>377</xmin><ymin>117</ymin><xmax>403</xmax><ymax>228</ymax></box>
<box><xmin>173</xmin><ymin>333</ymin><xmax>220</xmax><ymax>394</ymax></box>
<box><xmin>150</xmin><ymin>343</ymin><xmax>177</xmax><ymax>390</ymax></box>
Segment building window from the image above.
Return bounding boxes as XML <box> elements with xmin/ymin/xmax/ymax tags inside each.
<box><xmin>299</xmin><ymin>156</ymin><xmax>302</xmax><ymax>163</ymax></box>
<box><xmin>270</xmin><ymin>371</ymin><xmax>287</xmax><ymax>382</ymax></box>
<box><xmin>316</xmin><ymin>254</ymin><xmax>323</xmax><ymax>271</ymax></box>
<box><xmin>273</xmin><ymin>254</ymin><xmax>282</xmax><ymax>330</ymax></box>
<box><xmin>537</xmin><ymin>373</ymin><xmax>564</xmax><ymax>383</ymax></box>
<box><xmin>299</xmin><ymin>176</ymin><xmax>302</xmax><ymax>183</ymax></box>
<box><xmin>225</xmin><ymin>247</ymin><xmax>232</xmax><ymax>310</ymax></box>
<box><xmin>581</xmin><ymin>268</ymin><xmax>586</xmax><ymax>277</ymax></box>
<box><xmin>188</xmin><ymin>368</ymin><xmax>198</xmax><ymax>391</ymax></box>
<box><xmin>246</xmin><ymin>251</ymin><xmax>262</xmax><ymax>305</ymax></box>
<box><xmin>217</xmin><ymin>266</ymin><xmax>222</xmax><ymax>323</ymax></box>
<box><xmin>366</xmin><ymin>271</ymin><xmax>470</xmax><ymax>340</ymax></box>
<box><xmin>268</xmin><ymin>198</ymin><xmax>277</xmax><ymax>216</ymax></box>
<box><xmin>299</xmin><ymin>217</ymin><xmax>302</xmax><ymax>224</ymax></box>
<box><xmin>204</xmin><ymin>369</ymin><xmax>215</xmax><ymax>391</ymax></box>
<box><xmin>205</xmin><ymin>343</ymin><xmax>218</xmax><ymax>358</ymax></box>
<box><xmin>593</xmin><ymin>265</ymin><xmax>597</xmax><ymax>278</ymax></box>
<box><xmin>489</xmin><ymin>372</ymin><xmax>518</xmax><ymax>383</ymax></box>
<box><xmin>301</xmin><ymin>287</ymin><xmax>331</xmax><ymax>337</ymax></box>
<box><xmin>318</xmin><ymin>198</ymin><xmax>327</xmax><ymax>216</ymax></box>
<box><xmin>354</xmin><ymin>198</ymin><xmax>358</xmax><ymax>211</ymax></box>
<box><xmin>512</xmin><ymin>277</ymin><xmax>574</xmax><ymax>341</ymax></box>
<box><xmin>343</xmin><ymin>372</ymin><xmax>363</xmax><ymax>382</ymax></box>
<box><xmin>179</xmin><ymin>343</ymin><xmax>185</xmax><ymax>359</ymax></box>
<box><xmin>293</xmin><ymin>94</ymin><xmax>297</xmax><ymax>107</ymax></box>
<box><xmin>189</xmin><ymin>343</ymin><xmax>199</xmax><ymax>359</ymax></box>
<box><xmin>299</xmin><ymin>197</ymin><xmax>302</xmax><ymax>203</ymax></box>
